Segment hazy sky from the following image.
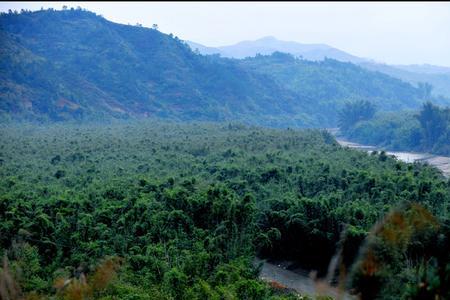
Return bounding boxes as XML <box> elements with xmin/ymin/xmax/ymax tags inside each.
<box><xmin>1</xmin><ymin>1</ymin><xmax>450</xmax><ymax>66</ymax></box>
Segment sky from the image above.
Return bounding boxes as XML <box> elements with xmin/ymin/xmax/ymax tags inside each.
<box><xmin>1</xmin><ymin>1</ymin><xmax>450</xmax><ymax>67</ymax></box>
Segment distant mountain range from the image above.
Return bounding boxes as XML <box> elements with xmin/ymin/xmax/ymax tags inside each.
<box><xmin>188</xmin><ymin>36</ymin><xmax>367</xmax><ymax>63</ymax></box>
<box><xmin>0</xmin><ymin>9</ymin><xmax>442</xmax><ymax>125</ymax></box>
<box><xmin>187</xmin><ymin>37</ymin><xmax>450</xmax><ymax>98</ymax></box>
<box><xmin>359</xmin><ymin>62</ymin><xmax>450</xmax><ymax>98</ymax></box>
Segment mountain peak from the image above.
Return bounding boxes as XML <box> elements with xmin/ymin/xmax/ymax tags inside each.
<box><xmin>209</xmin><ymin>36</ymin><xmax>365</xmax><ymax>63</ymax></box>
<box><xmin>257</xmin><ymin>36</ymin><xmax>279</xmax><ymax>42</ymax></box>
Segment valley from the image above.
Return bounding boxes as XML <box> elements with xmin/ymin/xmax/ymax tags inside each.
<box><xmin>0</xmin><ymin>5</ymin><xmax>449</xmax><ymax>300</ymax></box>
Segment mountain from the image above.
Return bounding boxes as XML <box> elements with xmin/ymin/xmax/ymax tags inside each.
<box><xmin>238</xmin><ymin>52</ymin><xmax>425</xmax><ymax>125</ymax></box>
<box><xmin>187</xmin><ymin>36</ymin><xmax>367</xmax><ymax>63</ymax></box>
<box><xmin>0</xmin><ymin>9</ymin><xmax>305</xmax><ymax>126</ymax></box>
<box><xmin>187</xmin><ymin>41</ymin><xmax>224</xmax><ymax>56</ymax></box>
<box><xmin>0</xmin><ymin>9</ymin><xmax>429</xmax><ymax>126</ymax></box>
<box><xmin>188</xmin><ymin>37</ymin><xmax>450</xmax><ymax>99</ymax></box>
<box><xmin>359</xmin><ymin>62</ymin><xmax>450</xmax><ymax>100</ymax></box>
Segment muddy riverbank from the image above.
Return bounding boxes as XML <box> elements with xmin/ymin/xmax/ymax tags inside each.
<box><xmin>256</xmin><ymin>258</ymin><xmax>355</xmax><ymax>299</ymax></box>
<box><xmin>336</xmin><ymin>139</ymin><xmax>450</xmax><ymax>177</ymax></box>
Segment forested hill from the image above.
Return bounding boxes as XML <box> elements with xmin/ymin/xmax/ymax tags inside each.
<box><xmin>0</xmin><ymin>8</ymin><xmax>429</xmax><ymax>126</ymax></box>
<box><xmin>238</xmin><ymin>53</ymin><xmax>427</xmax><ymax>125</ymax></box>
<box><xmin>0</xmin><ymin>8</ymin><xmax>303</xmax><ymax>126</ymax></box>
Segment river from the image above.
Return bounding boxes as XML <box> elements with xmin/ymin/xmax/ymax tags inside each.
<box><xmin>336</xmin><ymin>139</ymin><xmax>450</xmax><ymax>178</ymax></box>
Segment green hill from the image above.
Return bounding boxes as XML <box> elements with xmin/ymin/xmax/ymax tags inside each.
<box><xmin>239</xmin><ymin>52</ymin><xmax>427</xmax><ymax>124</ymax></box>
<box><xmin>0</xmin><ymin>8</ymin><xmax>430</xmax><ymax>126</ymax></box>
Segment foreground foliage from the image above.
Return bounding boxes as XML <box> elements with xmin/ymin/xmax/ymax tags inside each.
<box><xmin>0</xmin><ymin>121</ymin><xmax>449</xmax><ymax>299</ymax></box>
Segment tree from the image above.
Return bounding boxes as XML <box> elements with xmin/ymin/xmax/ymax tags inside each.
<box><xmin>418</xmin><ymin>82</ymin><xmax>433</xmax><ymax>100</ymax></box>
<box><xmin>338</xmin><ymin>100</ymin><xmax>376</xmax><ymax>132</ymax></box>
<box><xmin>416</xmin><ymin>102</ymin><xmax>447</xmax><ymax>149</ymax></box>
<box><xmin>152</xmin><ymin>23</ymin><xmax>159</xmax><ymax>30</ymax></box>
<box><xmin>163</xmin><ymin>268</ymin><xmax>187</xmax><ymax>299</ymax></box>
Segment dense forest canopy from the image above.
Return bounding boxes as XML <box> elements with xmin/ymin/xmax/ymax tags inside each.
<box><xmin>1</xmin><ymin>121</ymin><xmax>449</xmax><ymax>299</ymax></box>
<box><xmin>0</xmin><ymin>8</ymin><xmax>438</xmax><ymax>127</ymax></box>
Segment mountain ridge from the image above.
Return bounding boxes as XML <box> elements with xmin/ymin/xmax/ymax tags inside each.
<box><xmin>187</xmin><ymin>37</ymin><xmax>450</xmax><ymax>98</ymax></box>
<box><xmin>187</xmin><ymin>36</ymin><xmax>368</xmax><ymax>63</ymax></box>
<box><xmin>0</xmin><ymin>8</ymin><xmax>433</xmax><ymax>125</ymax></box>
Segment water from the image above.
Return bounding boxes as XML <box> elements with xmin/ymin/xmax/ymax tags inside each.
<box><xmin>336</xmin><ymin>139</ymin><xmax>450</xmax><ymax>177</ymax></box>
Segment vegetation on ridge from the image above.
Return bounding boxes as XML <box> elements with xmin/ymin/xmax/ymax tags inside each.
<box><xmin>0</xmin><ymin>8</ymin><xmax>435</xmax><ymax>126</ymax></box>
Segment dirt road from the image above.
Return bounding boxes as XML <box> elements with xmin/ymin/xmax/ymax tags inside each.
<box><xmin>256</xmin><ymin>258</ymin><xmax>355</xmax><ymax>299</ymax></box>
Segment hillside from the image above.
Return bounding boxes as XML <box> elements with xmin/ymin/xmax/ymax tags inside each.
<box><xmin>360</xmin><ymin>62</ymin><xmax>450</xmax><ymax>100</ymax></box>
<box><xmin>0</xmin><ymin>8</ymin><xmax>309</xmax><ymax>126</ymax></box>
<box><xmin>189</xmin><ymin>37</ymin><xmax>450</xmax><ymax>99</ymax></box>
<box><xmin>0</xmin><ymin>8</ymin><xmax>429</xmax><ymax>126</ymax></box>
<box><xmin>238</xmin><ymin>52</ymin><xmax>425</xmax><ymax>124</ymax></box>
